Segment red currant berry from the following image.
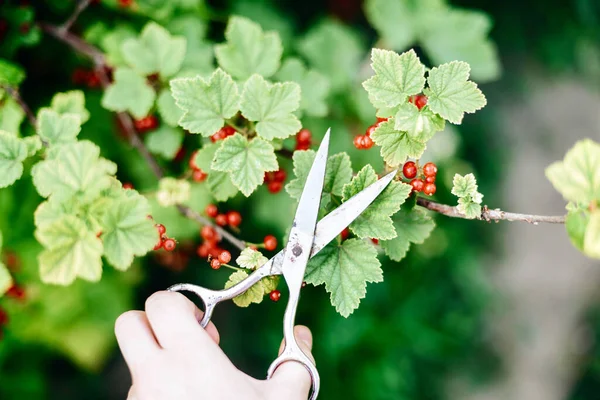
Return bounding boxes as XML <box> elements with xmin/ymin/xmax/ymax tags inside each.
<box><xmin>341</xmin><ymin>227</ymin><xmax>350</xmax><ymax>241</ymax></box>
<box><xmin>295</xmin><ymin>142</ymin><xmax>311</xmax><ymax>151</ymax></box>
<box><xmin>192</xmin><ymin>169</ymin><xmax>208</xmax><ymax>182</ymax></box>
<box><xmin>134</xmin><ymin>115</ymin><xmax>158</xmax><ymax>133</ymax></box>
<box><xmin>402</xmin><ymin>161</ymin><xmax>417</xmax><ymax>179</ymax></box>
<box><xmin>425</xmin><ymin>176</ymin><xmax>436</xmax><ymax>184</ymax></box>
<box><xmin>353</xmin><ymin>135</ymin><xmax>364</xmax><ymax>149</ymax></box>
<box><xmin>197</xmin><ymin>243</ymin><xmax>210</xmax><ymax>258</ymax></box>
<box><xmin>376</xmin><ymin>117</ymin><xmax>389</xmax><ymax>123</ymax></box>
<box><xmin>6</xmin><ymin>284</ymin><xmax>26</xmax><ymax>301</ymax></box>
<box><xmin>371</xmin><ymin>238</ymin><xmax>379</xmax><ymax>245</ymax></box>
<box><xmin>201</xmin><ymin>225</ymin><xmax>218</xmax><ymax>242</ymax></box>
<box><xmin>410</xmin><ymin>178</ymin><xmax>425</xmax><ymax>192</ymax></box>
<box><xmin>366</xmin><ymin>124</ymin><xmax>377</xmax><ymax>138</ymax></box>
<box><xmin>87</xmin><ymin>72</ymin><xmax>101</xmax><ymax>88</ymax></box>
<box><xmin>205</xmin><ymin>204</ymin><xmax>218</xmax><ymax>218</ymax></box>
<box><xmin>188</xmin><ymin>151</ymin><xmax>199</xmax><ymax>170</ymax></box>
<box><xmin>156</xmin><ymin>224</ymin><xmax>166</xmax><ymax>236</ymax></box>
<box><xmin>210</xmin><ymin>258</ymin><xmax>221</xmax><ymax>270</ymax></box>
<box><xmin>218</xmin><ymin>250</ymin><xmax>232</xmax><ymax>264</ymax></box>
<box><xmin>264</xmin><ymin>235</ymin><xmax>277</xmax><ymax>251</ymax></box>
<box><xmin>422</xmin><ymin>162</ymin><xmax>437</xmax><ymax>177</ymax></box>
<box><xmin>296</xmin><ymin>129</ymin><xmax>312</xmax><ymax>145</ymax></box>
<box><xmin>226</xmin><ymin>211</ymin><xmax>242</xmax><ymax>227</ymax></box>
<box><xmin>163</xmin><ymin>238</ymin><xmax>176</xmax><ymax>252</ymax></box>
<box><xmin>268</xmin><ymin>181</ymin><xmax>283</xmax><ymax>194</ymax></box>
<box><xmin>414</xmin><ymin>94</ymin><xmax>428</xmax><ymax>110</ymax></box>
<box><xmin>423</xmin><ymin>182</ymin><xmax>436</xmax><ymax>196</ymax></box>
<box><xmin>269</xmin><ymin>290</ymin><xmax>281</xmax><ymax>302</ymax></box>
<box><xmin>174</xmin><ymin>147</ymin><xmax>186</xmax><ymax>163</ymax></box>
<box><xmin>123</xmin><ymin>182</ymin><xmax>134</xmax><ymax>190</ymax></box>
<box><xmin>215</xmin><ymin>214</ymin><xmax>227</xmax><ymax>227</ymax></box>
<box><xmin>273</xmin><ymin>168</ymin><xmax>286</xmax><ymax>182</ymax></box>
<box><xmin>0</xmin><ymin>307</ymin><xmax>8</xmax><ymax>326</ymax></box>
<box><xmin>118</xmin><ymin>0</ymin><xmax>132</xmax><ymax>7</ymax></box>
<box><xmin>362</xmin><ymin>135</ymin><xmax>374</xmax><ymax>149</ymax></box>
<box><xmin>153</xmin><ymin>236</ymin><xmax>163</xmax><ymax>251</ymax></box>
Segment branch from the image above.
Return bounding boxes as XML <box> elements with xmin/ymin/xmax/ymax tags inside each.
<box><xmin>59</xmin><ymin>0</ymin><xmax>92</xmax><ymax>33</ymax></box>
<box><xmin>41</xmin><ymin>23</ymin><xmax>247</xmax><ymax>251</ymax></box>
<box><xmin>2</xmin><ymin>85</ymin><xmax>36</xmax><ymax>127</ymax></box>
<box><xmin>416</xmin><ymin>198</ymin><xmax>566</xmax><ymax>225</ymax></box>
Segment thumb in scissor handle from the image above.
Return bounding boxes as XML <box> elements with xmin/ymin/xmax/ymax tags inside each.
<box><xmin>267</xmin><ymin>338</ymin><xmax>320</xmax><ymax>400</ymax></box>
<box><xmin>167</xmin><ymin>283</ymin><xmax>216</xmax><ymax>328</ymax></box>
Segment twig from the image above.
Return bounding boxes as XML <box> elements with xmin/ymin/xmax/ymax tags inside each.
<box><xmin>2</xmin><ymin>85</ymin><xmax>36</xmax><ymax>127</ymax></box>
<box><xmin>416</xmin><ymin>198</ymin><xmax>566</xmax><ymax>225</ymax></box>
<box><xmin>41</xmin><ymin>22</ymin><xmax>247</xmax><ymax>251</ymax></box>
<box><xmin>59</xmin><ymin>0</ymin><xmax>92</xmax><ymax>33</ymax></box>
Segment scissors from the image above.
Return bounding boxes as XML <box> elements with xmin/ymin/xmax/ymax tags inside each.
<box><xmin>168</xmin><ymin>129</ymin><xmax>396</xmax><ymax>399</ymax></box>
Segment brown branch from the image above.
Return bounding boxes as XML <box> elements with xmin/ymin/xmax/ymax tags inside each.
<box><xmin>2</xmin><ymin>85</ymin><xmax>36</xmax><ymax>127</ymax></box>
<box><xmin>59</xmin><ymin>0</ymin><xmax>92</xmax><ymax>33</ymax></box>
<box><xmin>416</xmin><ymin>198</ymin><xmax>566</xmax><ymax>225</ymax></box>
<box><xmin>41</xmin><ymin>23</ymin><xmax>246</xmax><ymax>251</ymax></box>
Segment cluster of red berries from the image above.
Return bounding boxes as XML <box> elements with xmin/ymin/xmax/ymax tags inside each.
<box><xmin>196</xmin><ymin>224</ymin><xmax>231</xmax><ymax>270</ymax></box>
<box><xmin>134</xmin><ymin>115</ymin><xmax>159</xmax><ymax>134</ymax></box>
<box><xmin>72</xmin><ymin>68</ymin><xmax>101</xmax><ymax>88</ymax></box>
<box><xmin>295</xmin><ymin>129</ymin><xmax>312</xmax><ymax>151</ymax></box>
<box><xmin>118</xmin><ymin>0</ymin><xmax>133</xmax><ymax>7</ymax></box>
<box><xmin>154</xmin><ymin>223</ymin><xmax>177</xmax><ymax>252</ymax></box>
<box><xmin>188</xmin><ymin>152</ymin><xmax>208</xmax><ymax>183</ymax></box>
<box><xmin>403</xmin><ymin>161</ymin><xmax>438</xmax><ymax>196</ymax></box>
<box><xmin>408</xmin><ymin>94</ymin><xmax>428</xmax><ymax>110</ymax></box>
<box><xmin>354</xmin><ymin>117</ymin><xmax>388</xmax><ymax>150</ymax></box>
<box><xmin>264</xmin><ymin>168</ymin><xmax>286</xmax><ymax>194</ymax></box>
<box><xmin>211</xmin><ymin>126</ymin><xmax>236</xmax><ymax>143</ymax></box>
<box><xmin>205</xmin><ymin>204</ymin><xmax>242</xmax><ymax>228</ymax></box>
<box><xmin>5</xmin><ymin>284</ymin><xmax>26</xmax><ymax>301</ymax></box>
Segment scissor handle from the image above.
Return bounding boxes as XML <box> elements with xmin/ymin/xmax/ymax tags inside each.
<box><xmin>167</xmin><ymin>260</ymin><xmax>274</xmax><ymax>328</ymax></box>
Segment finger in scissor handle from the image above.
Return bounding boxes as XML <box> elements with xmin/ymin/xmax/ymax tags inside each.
<box><xmin>167</xmin><ymin>283</ymin><xmax>216</xmax><ymax>328</ymax></box>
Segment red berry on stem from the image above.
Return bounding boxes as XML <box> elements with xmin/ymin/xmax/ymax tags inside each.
<box><xmin>366</xmin><ymin>124</ymin><xmax>377</xmax><ymax>138</ymax></box>
<box><xmin>163</xmin><ymin>238</ymin><xmax>176</xmax><ymax>252</ymax></box>
<box><xmin>134</xmin><ymin>115</ymin><xmax>158</xmax><ymax>133</ymax></box>
<box><xmin>6</xmin><ymin>284</ymin><xmax>26</xmax><ymax>301</ymax></box>
<box><xmin>215</xmin><ymin>214</ymin><xmax>227</xmax><ymax>227</ymax></box>
<box><xmin>123</xmin><ymin>182</ymin><xmax>134</xmax><ymax>190</ymax></box>
<box><xmin>201</xmin><ymin>226</ymin><xmax>218</xmax><ymax>242</ymax></box>
<box><xmin>273</xmin><ymin>168</ymin><xmax>286</xmax><ymax>182</ymax></box>
<box><xmin>268</xmin><ymin>181</ymin><xmax>283</xmax><ymax>194</ymax></box>
<box><xmin>197</xmin><ymin>243</ymin><xmax>210</xmax><ymax>258</ymax></box>
<box><xmin>341</xmin><ymin>227</ymin><xmax>350</xmax><ymax>241</ymax></box>
<box><xmin>210</xmin><ymin>258</ymin><xmax>221</xmax><ymax>270</ymax></box>
<box><xmin>296</xmin><ymin>129</ymin><xmax>312</xmax><ymax>145</ymax></box>
<box><xmin>414</xmin><ymin>95</ymin><xmax>428</xmax><ymax>110</ymax></box>
<box><xmin>376</xmin><ymin>117</ymin><xmax>388</xmax><ymax>123</ymax></box>
<box><xmin>154</xmin><ymin>236</ymin><xmax>163</xmax><ymax>251</ymax></box>
<box><xmin>425</xmin><ymin>176</ymin><xmax>436</xmax><ymax>184</ymax></box>
<box><xmin>362</xmin><ymin>135</ymin><xmax>374</xmax><ymax>149</ymax></box>
<box><xmin>264</xmin><ymin>235</ymin><xmax>277</xmax><ymax>251</ymax></box>
<box><xmin>295</xmin><ymin>142</ymin><xmax>311</xmax><ymax>151</ymax></box>
<box><xmin>411</xmin><ymin>178</ymin><xmax>425</xmax><ymax>192</ymax></box>
<box><xmin>353</xmin><ymin>135</ymin><xmax>364</xmax><ymax>149</ymax></box>
<box><xmin>118</xmin><ymin>0</ymin><xmax>132</xmax><ymax>7</ymax></box>
<box><xmin>189</xmin><ymin>151</ymin><xmax>199</xmax><ymax>170</ymax></box>
<box><xmin>371</xmin><ymin>238</ymin><xmax>379</xmax><ymax>245</ymax></box>
<box><xmin>423</xmin><ymin>182</ymin><xmax>436</xmax><ymax>196</ymax></box>
<box><xmin>218</xmin><ymin>250</ymin><xmax>232</xmax><ymax>264</ymax></box>
<box><xmin>226</xmin><ymin>211</ymin><xmax>242</xmax><ymax>227</ymax></box>
<box><xmin>269</xmin><ymin>290</ymin><xmax>281</xmax><ymax>302</ymax></box>
<box><xmin>192</xmin><ymin>169</ymin><xmax>208</xmax><ymax>182</ymax></box>
<box><xmin>423</xmin><ymin>162</ymin><xmax>437</xmax><ymax>177</ymax></box>
<box><xmin>156</xmin><ymin>224</ymin><xmax>166</xmax><ymax>236</ymax></box>
<box><xmin>403</xmin><ymin>161</ymin><xmax>417</xmax><ymax>179</ymax></box>
<box><xmin>205</xmin><ymin>204</ymin><xmax>218</xmax><ymax>218</ymax></box>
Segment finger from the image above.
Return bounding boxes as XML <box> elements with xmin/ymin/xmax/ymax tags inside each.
<box><xmin>144</xmin><ymin>291</ymin><xmax>218</xmax><ymax>349</ymax></box>
<box><xmin>115</xmin><ymin>311</ymin><xmax>160</xmax><ymax>370</ymax></box>
<box><xmin>269</xmin><ymin>326</ymin><xmax>314</xmax><ymax>400</ymax></box>
<box><xmin>127</xmin><ymin>386</ymin><xmax>137</xmax><ymax>400</ymax></box>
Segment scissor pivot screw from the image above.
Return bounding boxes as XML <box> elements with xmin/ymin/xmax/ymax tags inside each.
<box><xmin>292</xmin><ymin>245</ymin><xmax>303</xmax><ymax>256</ymax></box>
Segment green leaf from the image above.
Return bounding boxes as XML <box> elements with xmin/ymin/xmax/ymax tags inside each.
<box><xmin>170</xmin><ymin>68</ymin><xmax>240</xmax><ymax>136</ymax></box>
<box><xmin>457</xmin><ymin>197</ymin><xmax>482</xmax><ymax>219</ymax></box>
<box><xmin>342</xmin><ymin>165</ymin><xmax>412</xmax><ymax>240</ymax></box>
<box><xmin>156</xmin><ymin>177</ymin><xmax>191</xmax><ymax>206</ymax></box>
<box><xmin>0</xmin><ymin>262</ymin><xmax>11</xmax><ymax>297</ymax></box>
<box><xmin>566</xmin><ymin>209</ymin><xmax>588</xmax><ymax>252</ymax></box>
<box><xmin>37</xmin><ymin>109</ymin><xmax>81</xmax><ymax>145</ymax></box>
<box><xmin>0</xmin><ymin>97</ymin><xmax>25</xmax><ymax>134</ymax></box>
<box><xmin>145</xmin><ymin>125</ymin><xmax>184</xmax><ymax>160</ymax></box>
<box><xmin>297</xmin><ymin>19</ymin><xmax>364</xmax><ymax>92</ymax></box>
<box><xmin>31</xmin><ymin>140</ymin><xmax>117</xmax><ymax>204</ymax></box>
<box><xmin>35</xmin><ymin>215</ymin><xmax>104</xmax><ymax>285</ymax></box>
<box><xmin>0</xmin><ymin>58</ymin><xmax>25</xmax><ymax>86</ymax></box>
<box><xmin>157</xmin><ymin>89</ymin><xmax>184</xmax><ymax>127</ymax></box>
<box><xmin>0</xmin><ymin>130</ymin><xmax>28</xmax><ymax>188</ymax></box>
<box><xmin>192</xmin><ymin>143</ymin><xmax>239</xmax><ymax>201</ymax></box>
<box><xmin>23</xmin><ymin>135</ymin><xmax>42</xmax><ymax>157</ymax></box>
<box><xmin>381</xmin><ymin>207</ymin><xmax>436</xmax><ymax>262</ymax></box>
<box><xmin>452</xmin><ymin>173</ymin><xmax>479</xmax><ymax>198</ymax></box>
<box><xmin>394</xmin><ymin>102</ymin><xmax>445</xmax><ymax>141</ymax></box>
<box><xmin>211</xmin><ymin>134</ymin><xmax>278</xmax><ymax>196</ymax></box>
<box><xmin>224</xmin><ymin>270</ymin><xmax>264</xmax><ymax>307</ymax></box>
<box><xmin>167</xmin><ymin>16</ymin><xmax>214</xmax><ymax>74</ymax></box>
<box><xmin>239</xmin><ymin>74</ymin><xmax>301</xmax><ymax>140</ymax></box>
<box><xmin>584</xmin><ymin>211</ymin><xmax>600</xmax><ymax>259</ymax></box>
<box><xmin>286</xmin><ymin>151</ymin><xmax>353</xmax><ymax>202</ymax></box>
<box><xmin>101</xmin><ymin>68</ymin><xmax>156</xmax><ymax>119</ymax></box>
<box><xmin>364</xmin><ymin>0</ymin><xmax>419</xmax><ymax>50</ymax></box>
<box><xmin>102</xmin><ymin>191</ymin><xmax>157</xmax><ymax>270</ymax></box>
<box><xmin>424</xmin><ymin>61</ymin><xmax>487</xmax><ymax>124</ymax></box>
<box><xmin>261</xmin><ymin>276</ymin><xmax>280</xmax><ymax>294</ymax></box>
<box><xmin>50</xmin><ymin>90</ymin><xmax>90</xmax><ymax>124</ymax></box>
<box><xmin>275</xmin><ymin>58</ymin><xmax>331</xmax><ymax>117</ymax></box>
<box><xmin>546</xmin><ymin>139</ymin><xmax>600</xmax><ymax>205</ymax></box>
<box><xmin>305</xmin><ymin>238</ymin><xmax>383</xmax><ymax>317</ymax></box>
<box><xmin>363</xmin><ymin>49</ymin><xmax>426</xmax><ymax>108</ymax></box>
<box><xmin>215</xmin><ymin>16</ymin><xmax>283</xmax><ymax>80</ymax></box>
<box><xmin>99</xmin><ymin>25</ymin><xmax>137</xmax><ymax>67</ymax></box>
<box><xmin>122</xmin><ymin>22</ymin><xmax>186</xmax><ymax>78</ymax></box>
<box><xmin>236</xmin><ymin>248</ymin><xmax>269</xmax><ymax>269</ymax></box>
<box><xmin>370</xmin><ymin>120</ymin><xmax>426</xmax><ymax>167</ymax></box>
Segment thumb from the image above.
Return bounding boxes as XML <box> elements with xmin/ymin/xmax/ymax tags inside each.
<box><xmin>268</xmin><ymin>325</ymin><xmax>315</xmax><ymax>400</ymax></box>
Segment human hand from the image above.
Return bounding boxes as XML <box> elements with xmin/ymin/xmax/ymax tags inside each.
<box><xmin>115</xmin><ymin>291</ymin><xmax>314</xmax><ymax>400</ymax></box>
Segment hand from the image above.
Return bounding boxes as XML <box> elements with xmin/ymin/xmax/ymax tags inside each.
<box><xmin>115</xmin><ymin>291</ymin><xmax>314</xmax><ymax>400</ymax></box>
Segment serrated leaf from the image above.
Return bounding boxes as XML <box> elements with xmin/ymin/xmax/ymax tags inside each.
<box><xmin>370</xmin><ymin>120</ymin><xmax>426</xmax><ymax>167</ymax></box>
<box><xmin>0</xmin><ymin>262</ymin><xmax>12</xmax><ymax>297</ymax></box>
<box><xmin>122</xmin><ymin>22</ymin><xmax>186</xmax><ymax>78</ymax></box>
<box><xmin>35</xmin><ymin>215</ymin><xmax>104</xmax><ymax>285</ymax></box>
<box><xmin>452</xmin><ymin>173</ymin><xmax>479</xmax><ymax>198</ymax></box>
<box><xmin>364</xmin><ymin>0</ymin><xmax>419</xmax><ymax>50</ymax></box>
<box><xmin>167</xmin><ymin>16</ymin><xmax>214</xmax><ymax>73</ymax></box>
<box><xmin>0</xmin><ymin>97</ymin><xmax>25</xmax><ymax>134</ymax></box>
<box><xmin>342</xmin><ymin>165</ymin><xmax>412</xmax><ymax>240</ymax></box>
<box><xmin>261</xmin><ymin>275</ymin><xmax>280</xmax><ymax>294</ymax></box>
<box><xmin>0</xmin><ymin>58</ymin><xmax>25</xmax><ymax>86</ymax></box>
<box><xmin>207</xmin><ymin>172</ymin><xmax>238</xmax><ymax>202</ymax></box>
<box><xmin>145</xmin><ymin>125</ymin><xmax>184</xmax><ymax>160</ymax></box>
<box><xmin>37</xmin><ymin>109</ymin><xmax>81</xmax><ymax>145</ymax></box>
<box><xmin>457</xmin><ymin>197</ymin><xmax>482</xmax><ymax>219</ymax></box>
<box><xmin>211</xmin><ymin>134</ymin><xmax>277</xmax><ymax>196</ymax></box>
<box><xmin>584</xmin><ymin>211</ymin><xmax>600</xmax><ymax>259</ymax></box>
<box><xmin>102</xmin><ymin>191</ymin><xmax>157</xmax><ymax>270</ymax></box>
<box><xmin>566</xmin><ymin>209</ymin><xmax>588</xmax><ymax>252</ymax></box>
<box><xmin>31</xmin><ymin>140</ymin><xmax>117</xmax><ymax>204</ymax></box>
<box><xmin>0</xmin><ymin>130</ymin><xmax>28</xmax><ymax>188</ymax></box>
<box><xmin>236</xmin><ymin>247</ymin><xmax>269</xmax><ymax>269</ymax></box>
<box><xmin>156</xmin><ymin>177</ymin><xmax>191</xmax><ymax>206</ymax></box>
<box><xmin>170</xmin><ymin>68</ymin><xmax>240</xmax><ymax>136</ymax></box>
<box><xmin>286</xmin><ymin>151</ymin><xmax>353</xmax><ymax>202</ymax></box>
<box><xmin>239</xmin><ymin>74</ymin><xmax>301</xmax><ymax>140</ymax></box>
<box><xmin>381</xmin><ymin>207</ymin><xmax>435</xmax><ymax>261</ymax></box>
<box><xmin>157</xmin><ymin>89</ymin><xmax>184</xmax><ymax>127</ymax></box>
<box><xmin>363</xmin><ymin>49</ymin><xmax>426</xmax><ymax>108</ymax></box>
<box><xmin>394</xmin><ymin>102</ymin><xmax>445</xmax><ymax>141</ymax></box>
<box><xmin>275</xmin><ymin>58</ymin><xmax>331</xmax><ymax>117</ymax></box>
<box><xmin>215</xmin><ymin>16</ymin><xmax>283</xmax><ymax>80</ymax></box>
<box><xmin>23</xmin><ymin>135</ymin><xmax>42</xmax><ymax>157</ymax></box>
<box><xmin>98</xmin><ymin>25</ymin><xmax>137</xmax><ymax>67</ymax></box>
<box><xmin>424</xmin><ymin>61</ymin><xmax>487</xmax><ymax>124</ymax></box>
<box><xmin>224</xmin><ymin>270</ymin><xmax>264</xmax><ymax>307</ymax></box>
<box><xmin>546</xmin><ymin>139</ymin><xmax>600</xmax><ymax>205</ymax></box>
<box><xmin>101</xmin><ymin>68</ymin><xmax>156</xmax><ymax>119</ymax></box>
<box><xmin>305</xmin><ymin>239</ymin><xmax>382</xmax><ymax>317</ymax></box>
<box><xmin>50</xmin><ymin>90</ymin><xmax>90</xmax><ymax>124</ymax></box>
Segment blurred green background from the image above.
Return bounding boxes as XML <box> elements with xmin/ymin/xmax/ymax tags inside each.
<box><xmin>0</xmin><ymin>0</ymin><xmax>599</xmax><ymax>399</ymax></box>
